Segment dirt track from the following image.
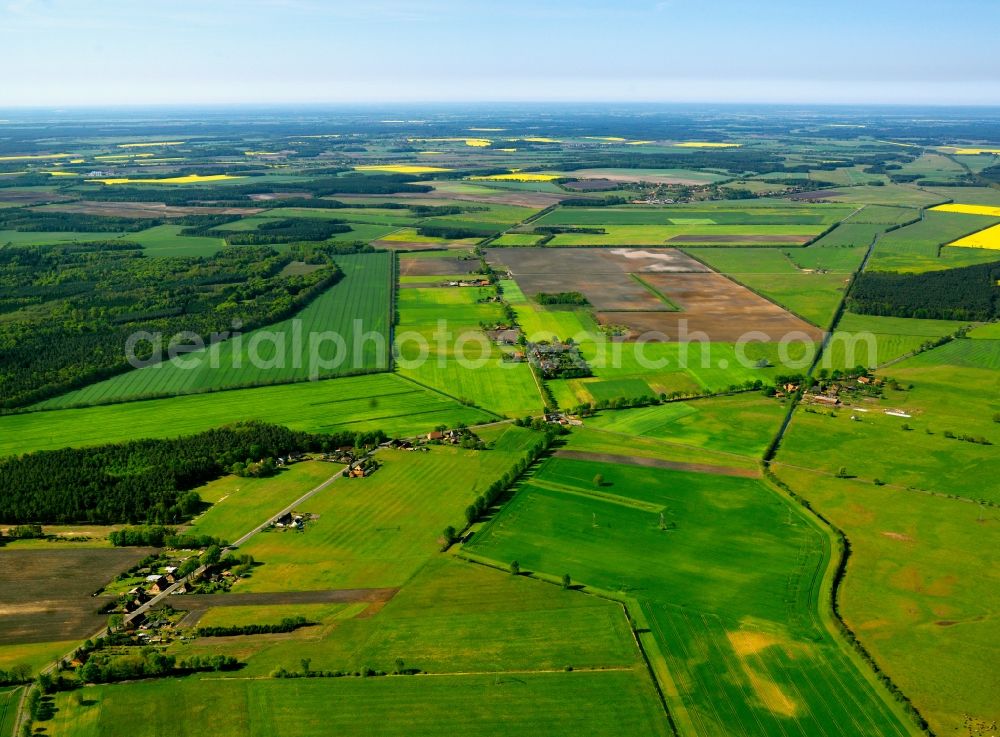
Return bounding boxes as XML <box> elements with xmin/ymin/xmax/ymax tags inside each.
<box><xmin>554</xmin><ymin>450</ymin><xmax>760</xmax><ymax>478</ymax></box>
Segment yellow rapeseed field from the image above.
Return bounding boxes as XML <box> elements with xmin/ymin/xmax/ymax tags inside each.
<box><xmin>469</xmin><ymin>172</ymin><xmax>560</xmax><ymax>182</ymax></box>
<box><xmin>0</xmin><ymin>153</ymin><xmax>71</xmax><ymax>161</ymax></box>
<box><xmin>948</xmin><ymin>147</ymin><xmax>1000</xmax><ymax>155</ymax></box>
<box><xmin>674</xmin><ymin>142</ymin><xmax>741</xmax><ymax>148</ymax></box>
<box><xmin>69</xmin><ymin>158</ymin><xmax>85</xmax><ymax>164</ymax></box>
<box><xmin>354</xmin><ymin>165</ymin><xmax>449</xmax><ymax>174</ymax></box>
<box><xmin>931</xmin><ymin>204</ymin><xmax>1000</xmax><ymax>217</ymax></box>
<box><xmin>626</xmin><ymin>140</ymin><xmax>655</xmax><ymax>145</ymax></box>
<box><xmin>118</xmin><ymin>141</ymin><xmax>185</xmax><ymax>148</ymax></box>
<box><xmin>584</xmin><ymin>136</ymin><xmax>626</xmax><ymax>142</ymax></box>
<box><xmin>948</xmin><ymin>224</ymin><xmax>1000</xmax><ymax>250</ymax></box>
<box><xmin>86</xmin><ymin>174</ymin><xmax>243</xmax><ymax>185</ymax></box>
<box><xmin>244</xmin><ymin>151</ymin><xmax>279</xmax><ymax>156</ymax></box>
<box><xmin>464</xmin><ymin>139</ymin><xmax>492</xmax><ymax>147</ymax></box>
<box><xmin>43</xmin><ymin>171</ymin><xmax>78</xmax><ymax>177</ymax></box>
<box><xmin>520</xmin><ymin>137</ymin><xmax>561</xmax><ymax>143</ymax></box>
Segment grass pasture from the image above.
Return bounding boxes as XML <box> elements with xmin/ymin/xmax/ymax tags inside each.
<box><xmin>0</xmin><ymin>374</ymin><xmax>494</xmax><ymax>457</ymax></box>
<box><xmin>235</xmin><ymin>430</ymin><xmax>541</xmax><ymax>592</ymax></box>
<box><xmin>584</xmin><ymin>394</ymin><xmax>786</xmax><ymax>459</ymax></box>
<box><xmin>777</xmin><ymin>338</ymin><xmax>1000</xmax><ymax>502</ymax></box>
<box><xmin>773</xmin><ymin>467</ymin><xmax>1000</xmax><ymax>735</ymax></box>
<box><xmin>185</xmin><ymin>461</ymin><xmax>340</xmax><ymax>543</ymax></box>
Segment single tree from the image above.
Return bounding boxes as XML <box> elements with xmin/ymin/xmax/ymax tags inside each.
<box><xmin>510</xmin><ymin>560</ymin><xmax>520</xmax><ymax>576</ymax></box>
<box><xmin>562</xmin><ymin>573</ymin><xmax>572</xmax><ymax>590</ymax></box>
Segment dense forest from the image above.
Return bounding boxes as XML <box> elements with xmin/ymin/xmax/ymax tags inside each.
<box><xmin>0</xmin><ymin>209</ymin><xmax>157</xmax><ymax>233</ymax></box>
<box><xmin>0</xmin><ymin>422</ymin><xmax>386</xmax><ymax>524</ymax></box>
<box><xmin>848</xmin><ymin>260</ymin><xmax>1000</xmax><ymax>320</ymax></box>
<box><xmin>224</xmin><ymin>217</ymin><xmax>352</xmax><ymax>245</ymax></box>
<box><xmin>0</xmin><ymin>242</ymin><xmax>341</xmax><ymax>408</ymax></box>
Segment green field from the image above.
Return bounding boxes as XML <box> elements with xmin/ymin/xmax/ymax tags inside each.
<box><xmin>774</xmin><ymin>467</ymin><xmax>1000</xmax><ymax>735</ymax></box>
<box><xmin>584</xmin><ymin>394</ymin><xmax>786</xmax><ymax>459</ymax></box>
<box><xmin>464</xmin><ymin>456</ymin><xmax>915</xmax><ymax>737</ymax></box>
<box><xmin>0</xmin><ymin>373</ymin><xmax>494</xmax><ymax>457</ymax></box>
<box><xmin>395</xmin><ymin>284</ymin><xmax>543</xmax><ymax>416</ymax></box>
<box><xmin>0</xmin><ymin>688</ymin><xmax>21</xmax><ymax>737</ymax></box>
<box><xmin>127</xmin><ymin>223</ymin><xmax>227</xmax><ymax>256</ymax></box>
<box><xmin>46</xmin><ymin>669</ymin><xmax>669</xmax><ymax>737</ymax></box>
<box><xmin>822</xmin><ymin>312</ymin><xmax>973</xmax><ymax>369</ymax></box>
<box><xmin>777</xmin><ymin>338</ymin><xmax>1000</xmax><ymax>502</ymax></box>
<box><xmin>868</xmin><ymin>211</ymin><xmax>1000</xmax><ymax>272</ymax></box>
<box><xmin>33</xmin><ymin>253</ymin><xmax>392</xmax><ymax>409</ymax></box>
<box><xmin>546</xmin><ymin>224</ymin><xmax>831</xmax><ymax>247</ymax></box>
<box><xmin>169</xmin><ymin>555</ymin><xmax>642</xmax><ymax>677</ymax></box>
<box><xmin>185</xmin><ymin>461</ymin><xmax>340</xmax><ymax>542</ymax></box>
<box><xmin>235</xmin><ymin>430</ymin><xmax>541</xmax><ymax>591</ymax></box>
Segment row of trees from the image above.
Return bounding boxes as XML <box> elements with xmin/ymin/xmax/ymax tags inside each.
<box><xmin>78</xmin><ymin>649</ymin><xmax>239</xmax><ymax>684</ymax></box>
<box><xmin>197</xmin><ymin>616</ymin><xmax>310</xmax><ymax>637</ymax></box>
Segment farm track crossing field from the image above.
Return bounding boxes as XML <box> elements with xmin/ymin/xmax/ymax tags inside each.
<box><xmin>33</xmin><ymin>253</ymin><xmax>393</xmax><ymax>410</ymax></box>
<box><xmin>0</xmin><ymin>374</ymin><xmax>494</xmax><ymax>457</ymax></box>
<box><xmin>464</xmin><ymin>457</ymin><xmax>915</xmax><ymax>737</ymax></box>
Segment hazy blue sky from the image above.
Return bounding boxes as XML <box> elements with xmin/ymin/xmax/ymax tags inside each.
<box><xmin>2</xmin><ymin>0</ymin><xmax>998</xmax><ymax>106</ymax></box>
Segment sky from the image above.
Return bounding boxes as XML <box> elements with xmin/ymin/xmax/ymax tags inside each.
<box><xmin>2</xmin><ymin>0</ymin><xmax>998</xmax><ymax>107</ymax></box>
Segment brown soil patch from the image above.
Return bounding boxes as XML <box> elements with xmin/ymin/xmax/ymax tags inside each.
<box><xmin>786</xmin><ymin>189</ymin><xmax>844</xmax><ymax>201</ymax></box>
<box><xmin>555</xmin><ymin>449</ymin><xmax>759</xmax><ymax>478</ymax></box>
<box><xmin>0</xmin><ymin>189</ymin><xmax>74</xmax><ymax>205</ymax></box>
<box><xmin>667</xmin><ymin>234</ymin><xmax>812</xmax><ymax>244</ymax></box>
<box><xmin>601</xmin><ymin>271</ymin><xmax>824</xmax><ymax>342</ymax></box>
<box><xmin>562</xmin><ymin>179</ymin><xmax>619</xmax><ymax>191</ymax></box>
<box><xmin>489</xmin><ymin>247</ymin><xmax>706</xmax><ymax>312</ymax></box>
<box><xmin>0</xmin><ymin>547</ymin><xmax>155</xmax><ymax>644</ymax></box>
<box><xmin>398</xmin><ymin>256</ymin><xmax>478</xmax><ymax>277</ymax></box>
<box><xmin>880</xmin><ymin>531</ymin><xmax>914</xmax><ymax>542</ymax></box>
<box><xmin>34</xmin><ymin>201</ymin><xmax>262</xmax><ymax>218</ymax></box>
<box><xmin>490</xmin><ymin>247</ymin><xmax>820</xmax><ymax>341</ymax></box>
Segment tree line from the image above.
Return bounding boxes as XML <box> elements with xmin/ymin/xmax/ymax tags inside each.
<box><xmin>0</xmin><ymin>421</ymin><xmax>385</xmax><ymax>524</ymax></box>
